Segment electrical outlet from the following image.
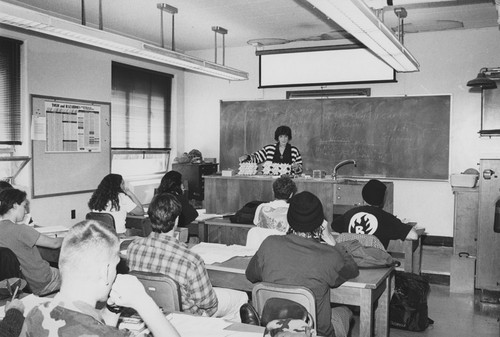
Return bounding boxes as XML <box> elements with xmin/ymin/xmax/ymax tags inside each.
<box><xmin>71</xmin><ymin>209</ymin><xmax>76</xmax><ymax>219</ymax></box>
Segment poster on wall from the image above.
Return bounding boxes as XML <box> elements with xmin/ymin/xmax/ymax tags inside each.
<box><xmin>44</xmin><ymin>101</ymin><xmax>101</xmax><ymax>152</ymax></box>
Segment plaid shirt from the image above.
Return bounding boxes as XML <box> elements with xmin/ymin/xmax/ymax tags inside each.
<box><xmin>126</xmin><ymin>232</ymin><xmax>218</xmax><ymax>316</ymax></box>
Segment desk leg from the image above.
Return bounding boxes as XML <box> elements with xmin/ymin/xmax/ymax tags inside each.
<box><xmin>198</xmin><ymin>221</ymin><xmax>207</xmax><ymax>242</ymax></box>
<box><xmin>359</xmin><ymin>289</ymin><xmax>374</xmax><ymax>337</ymax></box>
<box><xmin>403</xmin><ymin>240</ymin><xmax>413</xmax><ymax>273</ymax></box>
<box><xmin>374</xmin><ymin>271</ymin><xmax>393</xmax><ymax>337</ymax></box>
<box><xmin>412</xmin><ymin>238</ymin><xmax>422</xmax><ymax>274</ymax></box>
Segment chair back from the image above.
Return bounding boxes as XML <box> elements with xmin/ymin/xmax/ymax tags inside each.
<box><xmin>129</xmin><ymin>270</ymin><xmax>182</xmax><ymax>313</ymax></box>
<box><xmin>85</xmin><ymin>212</ymin><xmax>116</xmax><ymax>230</ymax></box>
<box><xmin>246</xmin><ymin>227</ymin><xmax>284</xmax><ymax>249</ymax></box>
<box><xmin>252</xmin><ymin>282</ymin><xmax>316</xmax><ymax>328</ymax></box>
<box><xmin>0</xmin><ymin>247</ymin><xmax>22</xmax><ymax>281</ymax></box>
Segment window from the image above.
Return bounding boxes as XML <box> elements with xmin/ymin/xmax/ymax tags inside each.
<box><xmin>111</xmin><ymin>62</ymin><xmax>172</xmax><ymax>149</ymax></box>
<box><xmin>0</xmin><ymin>37</ymin><xmax>22</xmax><ymax>145</ymax></box>
<box><xmin>111</xmin><ymin>62</ymin><xmax>172</xmax><ymax>179</ymax></box>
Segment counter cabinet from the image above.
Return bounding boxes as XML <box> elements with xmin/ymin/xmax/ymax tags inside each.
<box><xmin>204</xmin><ymin>176</ymin><xmax>393</xmax><ymax>223</ymax></box>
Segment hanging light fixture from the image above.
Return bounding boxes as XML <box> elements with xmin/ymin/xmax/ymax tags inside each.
<box><xmin>0</xmin><ymin>1</ymin><xmax>248</xmax><ymax>81</ymax></box>
<box><xmin>467</xmin><ymin>68</ymin><xmax>500</xmax><ymax>90</ymax></box>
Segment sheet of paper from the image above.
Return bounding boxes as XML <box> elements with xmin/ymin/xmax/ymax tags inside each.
<box><xmin>31</xmin><ymin>115</ymin><xmax>46</xmax><ymax>141</ymax></box>
<box><xmin>195</xmin><ymin>213</ymin><xmax>224</xmax><ymax>221</ymax></box>
<box><xmin>34</xmin><ymin>225</ymin><xmax>69</xmax><ymax>234</ymax></box>
<box><xmin>168</xmin><ymin>313</ymin><xmax>230</xmax><ymax>337</ymax></box>
<box><xmin>168</xmin><ymin>313</ymin><xmax>261</xmax><ymax>337</ymax></box>
<box><xmin>190</xmin><ymin>242</ymin><xmax>257</xmax><ymax>264</ymax></box>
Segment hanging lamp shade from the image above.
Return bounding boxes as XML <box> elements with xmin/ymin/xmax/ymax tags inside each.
<box><xmin>467</xmin><ymin>70</ymin><xmax>497</xmax><ymax>89</ymax></box>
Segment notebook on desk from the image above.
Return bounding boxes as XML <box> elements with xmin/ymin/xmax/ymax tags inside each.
<box><xmin>34</xmin><ymin>225</ymin><xmax>69</xmax><ymax>238</ymax></box>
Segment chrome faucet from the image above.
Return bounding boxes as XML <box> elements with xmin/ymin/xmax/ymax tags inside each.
<box><xmin>333</xmin><ymin>159</ymin><xmax>357</xmax><ymax>180</ymax></box>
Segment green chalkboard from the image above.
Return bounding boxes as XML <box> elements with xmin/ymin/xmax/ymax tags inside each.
<box><xmin>220</xmin><ymin>96</ymin><xmax>450</xmax><ymax>180</ymax></box>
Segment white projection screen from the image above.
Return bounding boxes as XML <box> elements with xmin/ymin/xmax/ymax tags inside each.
<box><xmin>259</xmin><ymin>47</ymin><xmax>396</xmax><ymax>88</ymax></box>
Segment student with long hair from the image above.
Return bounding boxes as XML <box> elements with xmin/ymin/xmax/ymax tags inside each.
<box><xmin>0</xmin><ymin>189</ymin><xmax>62</xmax><ymax>296</ymax></box>
<box><xmin>88</xmin><ymin>174</ymin><xmax>144</xmax><ymax>235</ymax></box>
<box><xmin>156</xmin><ymin>171</ymin><xmax>198</xmax><ymax>227</ymax></box>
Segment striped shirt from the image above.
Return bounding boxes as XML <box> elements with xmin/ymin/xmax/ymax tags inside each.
<box><xmin>248</xmin><ymin>143</ymin><xmax>303</xmax><ymax>173</ymax></box>
<box><xmin>126</xmin><ymin>232</ymin><xmax>218</xmax><ymax>316</ymax></box>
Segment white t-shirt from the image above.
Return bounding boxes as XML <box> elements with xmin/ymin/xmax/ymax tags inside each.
<box><xmin>253</xmin><ymin>199</ymin><xmax>290</xmax><ymax>232</ymax></box>
<box><xmin>93</xmin><ymin>193</ymin><xmax>137</xmax><ymax>234</ymax></box>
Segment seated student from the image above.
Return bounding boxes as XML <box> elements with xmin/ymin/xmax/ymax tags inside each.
<box><xmin>246</xmin><ymin>191</ymin><xmax>360</xmax><ymax>337</ymax></box>
<box><xmin>0</xmin><ymin>299</ymin><xmax>24</xmax><ymax>337</ymax></box>
<box><xmin>331</xmin><ymin>179</ymin><xmax>418</xmax><ymax>249</ymax></box>
<box><xmin>0</xmin><ymin>189</ymin><xmax>62</xmax><ymax>296</ymax></box>
<box><xmin>156</xmin><ymin>170</ymin><xmax>198</xmax><ymax>227</ymax></box>
<box><xmin>127</xmin><ymin>193</ymin><xmax>248</xmax><ymax>322</ymax></box>
<box><xmin>88</xmin><ymin>173</ymin><xmax>144</xmax><ymax>235</ymax></box>
<box><xmin>0</xmin><ymin>182</ymin><xmax>33</xmax><ymax>227</ymax></box>
<box><xmin>22</xmin><ymin>220</ymin><xmax>180</xmax><ymax>337</ymax></box>
<box><xmin>253</xmin><ymin>176</ymin><xmax>297</xmax><ymax>232</ymax></box>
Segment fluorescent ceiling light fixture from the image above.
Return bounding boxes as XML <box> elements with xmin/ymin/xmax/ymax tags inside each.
<box><xmin>0</xmin><ymin>2</ymin><xmax>248</xmax><ymax>81</ymax></box>
<box><xmin>305</xmin><ymin>0</ymin><xmax>419</xmax><ymax>72</ymax></box>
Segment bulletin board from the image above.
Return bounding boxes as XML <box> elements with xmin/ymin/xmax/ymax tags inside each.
<box><xmin>31</xmin><ymin>95</ymin><xmax>111</xmax><ymax>198</ymax></box>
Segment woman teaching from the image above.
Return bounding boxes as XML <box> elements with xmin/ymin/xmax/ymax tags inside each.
<box><xmin>239</xmin><ymin>125</ymin><xmax>303</xmax><ymax>175</ymax></box>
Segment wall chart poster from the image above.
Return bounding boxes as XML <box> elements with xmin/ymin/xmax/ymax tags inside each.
<box><xmin>45</xmin><ymin>101</ymin><xmax>101</xmax><ymax>152</ymax></box>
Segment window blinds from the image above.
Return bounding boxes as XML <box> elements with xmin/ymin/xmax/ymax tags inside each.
<box><xmin>111</xmin><ymin>62</ymin><xmax>172</xmax><ymax>149</ymax></box>
<box><xmin>0</xmin><ymin>37</ymin><xmax>22</xmax><ymax>145</ymax></box>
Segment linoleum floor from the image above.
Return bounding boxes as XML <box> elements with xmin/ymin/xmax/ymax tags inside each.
<box><xmin>350</xmin><ymin>245</ymin><xmax>500</xmax><ymax>337</ymax></box>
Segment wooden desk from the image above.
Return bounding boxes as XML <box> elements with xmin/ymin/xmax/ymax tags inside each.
<box><xmin>201</xmin><ymin>218</ymin><xmax>424</xmax><ymax>275</ymax></box>
<box><xmin>204</xmin><ymin>218</ymin><xmax>253</xmax><ymax>245</ymax></box>
<box><xmin>386</xmin><ymin>227</ymin><xmax>425</xmax><ymax>274</ymax></box>
<box><xmin>206</xmin><ymin>256</ymin><xmax>394</xmax><ymax>337</ymax></box>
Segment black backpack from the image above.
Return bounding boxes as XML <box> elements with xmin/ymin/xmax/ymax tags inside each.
<box><xmin>229</xmin><ymin>200</ymin><xmax>265</xmax><ymax>224</ymax></box>
<box><xmin>390</xmin><ymin>271</ymin><xmax>434</xmax><ymax>331</ymax></box>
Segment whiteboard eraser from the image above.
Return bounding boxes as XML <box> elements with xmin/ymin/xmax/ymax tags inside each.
<box><xmin>222</xmin><ymin>169</ymin><xmax>235</xmax><ymax>177</ymax></box>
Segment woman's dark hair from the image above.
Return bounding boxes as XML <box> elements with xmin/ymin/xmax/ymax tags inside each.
<box><xmin>88</xmin><ymin>174</ymin><xmax>124</xmax><ymax>211</ymax></box>
<box><xmin>0</xmin><ymin>189</ymin><xmax>27</xmax><ymax>216</ymax></box>
<box><xmin>148</xmin><ymin>193</ymin><xmax>182</xmax><ymax>233</ymax></box>
<box><xmin>157</xmin><ymin>171</ymin><xmax>183</xmax><ymax>196</ymax></box>
<box><xmin>272</xmin><ymin>176</ymin><xmax>297</xmax><ymax>200</ymax></box>
<box><xmin>274</xmin><ymin>125</ymin><xmax>292</xmax><ymax>141</ymax></box>
<box><xmin>0</xmin><ymin>181</ymin><xmax>13</xmax><ymax>192</ymax></box>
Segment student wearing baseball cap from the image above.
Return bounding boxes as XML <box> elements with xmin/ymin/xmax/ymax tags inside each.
<box><xmin>331</xmin><ymin>179</ymin><xmax>418</xmax><ymax>249</ymax></box>
<box><xmin>246</xmin><ymin>191</ymin><xmax>359</xmax><ymax>337</ymax></box>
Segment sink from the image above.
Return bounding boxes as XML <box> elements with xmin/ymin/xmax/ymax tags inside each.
<box><xmin>332</xmin><ymin>176</ymin><xmax>375</xmax><ymax>184</ymax></box>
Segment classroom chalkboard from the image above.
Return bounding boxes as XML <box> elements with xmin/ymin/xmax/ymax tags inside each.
<box><xmin>31</xmin><ymin>95</ymin><xmax>111</xmax><ymax>198</ymax></box>
<box><xmin>220</xmin><ymin>96</ymin><xmax>450</xmax><ymax>180</ymax></box>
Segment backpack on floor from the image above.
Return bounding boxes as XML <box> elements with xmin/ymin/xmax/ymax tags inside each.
<box><xmin>389</xmin><ymin>271</ymin><xmax>434</xmax><ymax>331</ymax></box>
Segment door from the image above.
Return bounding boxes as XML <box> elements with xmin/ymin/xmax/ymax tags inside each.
<box><xmin>476</xmin><ymin>159</ymin><xmax>500</xmax><ymax>290</ymax></box>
